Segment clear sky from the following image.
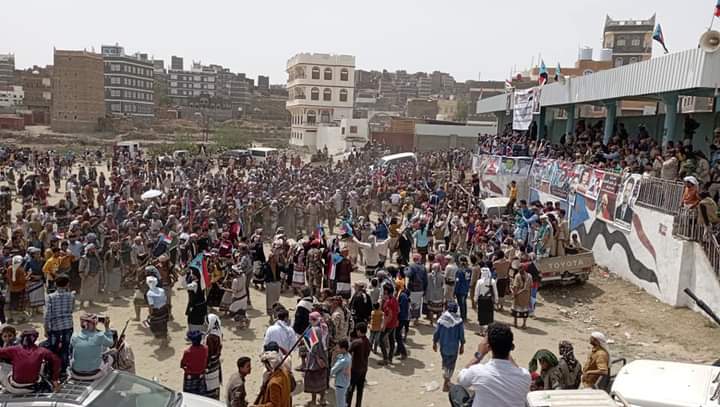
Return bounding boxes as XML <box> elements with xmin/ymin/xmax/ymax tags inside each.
<box><xmin>1</xmin><ymin>0</ymin><xmax>714</xmax><ymax>83</ymax></box>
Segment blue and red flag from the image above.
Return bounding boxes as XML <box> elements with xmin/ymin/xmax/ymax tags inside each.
<box><xmin>189</xmin><ymin>252</ymin><xmax>211</xmax><ymax>291</ymax></box>
<box><xmin>653</xmin><ymin>24</ymin><xmax>669</xmax><ymax>54</ymax></box>
<box><xmin>538</xmin><ymin>60</ymin><xmax>548</xmax><ymax>86</ymax></box>
<box><xmin>304</xmin><ymin>327</ymin><xmax>319</xmax><ymax>349</ymax></box>
<box><xmin>715</xmin><ymin>0</ymin><xmax>720</xmax><ymax>17</ymax></box>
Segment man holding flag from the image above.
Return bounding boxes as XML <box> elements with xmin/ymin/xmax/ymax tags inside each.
<box><xmin>185</xmin><ymin>254</ymin><xmax>209</xmax><ymax>334</ymax></box>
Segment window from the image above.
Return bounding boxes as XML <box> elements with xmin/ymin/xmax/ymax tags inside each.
<box><xmin>339</xmin><ymin>89</ymin><xmax>348</xmax><ymax>102</ymax></box>
<box><xmin>110</xmin><ymin>89</ymin><xmax>121</xmax><ymax>97</ymax></box>
<box><xmin>307</xmin><ymin>110</ymin><xmax>316</xmax><ymax>124</ymax></box>
<box><xmin>324</xmin><ymin>68</ymin><xmax>332</xmax><ymax>80</ymax></box>
<box><xmin>111</xmin><ymin>103</ymin><xmax>121</xmax><ymax>112</ymax></box>
<box><xmin>629</xmin><ymin>57</ymin><xmax>638</xmax><ymax>64</ymax></box>
<box><xmin>631</xmin><ymin>39</ymin><xmax>641</xmax><ymax>47</ymax></box>
<box><xmin>111</xmin><ymin>77</ymin><xmax>121</xmax><ymax>85</ymax></box>
<box><xmin>582</xmin><ymin>69</ymin><xmax>594</xmax><ymax>76</ymax></box>
<box><xmin>311</xmin><ymin>87</ymin><xmax>319</xmax><ymax>100</ymax></box>
<box><xmin>340</xmin><ymin>68</ymin><xmax>349</xmax><ymax>81</ymax></box>
<box><xmin>320</xmin><ymin>110</ymin><xmax>330</xmax><ymax>123</ymax></box>
<box><xmin>341</xmin><ymin>127</ymin><xmax>345</xmax><ymax>135</ymax></box>
<box><xmin>617</xmin><ymin>39</ymin><xmax>626</xmax><ymax>47</ymax></box>
<box><xmin>350</xmin><ymin>125</ymin><xmax>358</xmax><ymax>134</ymax></box>
<box><xmin>111</xmin><ymin>64</ymin><xmax>121</xmax><ymax>72</ymax></box>
<box><xmin>312</xmin><ymin>66</ymin><xmax>320</xmax><ymax>79</ymax></box>
<box><xmin>615</xmin><ymin>57</ymin><xmax>624</xmax><ymax>67</ymax></box>
<box><xmin>323</xmin><ymin>88</ymin><xmax>331</xmax><ymax>101</ymax></box>
<box><xmin>295</xmin><ymin>87</ymin><xmax>307</xmax><ymax>100</ymax></box>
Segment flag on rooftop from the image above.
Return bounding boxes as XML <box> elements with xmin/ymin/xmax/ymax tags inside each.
<box><xmin>538</xmin><ymin>60</ymin><xmax>548</xmax><ymax>86</ymax></box>
<box><xmin>554</xmin><ymin>63</ymin><xmax>561</xmax><ymax>82</ymax></box>
<box><xmin>652</xmin><ymin>24</ymin><xmax>669</xmax><ymax>54</ymax></box>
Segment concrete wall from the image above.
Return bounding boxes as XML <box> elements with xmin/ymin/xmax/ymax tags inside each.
<box><xmin>475</xmin><ymin>153</ymin><xmax>720</xmax><ymax>319</ymax></box>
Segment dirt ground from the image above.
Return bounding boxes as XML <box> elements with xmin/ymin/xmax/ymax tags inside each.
<box><xmin>6</xmin><ymin>169</ymin><xmax>720</xmax><ymax>406</ymax></box>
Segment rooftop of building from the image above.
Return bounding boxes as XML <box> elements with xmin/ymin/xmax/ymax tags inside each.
<box><xmin>53</xmin><ymin>50</ymin><xmax>103</xmax><ymax>60</ymax></box>
<box><xmin>604</xmin><ymin>14</ymin><xmax>655</xmax><ymax>29</ymax></box>
<box><xmin>287</xmin><ymin>53</ymin><xmax>355</xmax><ymax>68</ymax></box>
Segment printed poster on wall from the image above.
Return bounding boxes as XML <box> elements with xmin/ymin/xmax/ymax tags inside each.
<box><xmin>512</xmin><ymin>88</ymin><xmax>535</xmax><ymax>131</ymax></box>
<box><xmin>484</xmin><ymin>156</ymin><xmax>500</xmax><ymax>175</ymax></box>
<box><xmin>595</xmin><ymin>172</ymin><xmax>621</xmax><ymax>223</ymax></box>
<box><xmin>613</xmin><ymin>173</ymin><xmax>641</xmax><ymax>231</ymax></box>
<box><xmin>576</xmin><ymin>168</ymin><xmax>605</xmax><ymax>200</ymax></box>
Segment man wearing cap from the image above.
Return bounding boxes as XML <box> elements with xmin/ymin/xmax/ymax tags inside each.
<box><xmin>78</xmin><ymin>243</ymin><xmax>102</xmax><ymax>308</ymax></box>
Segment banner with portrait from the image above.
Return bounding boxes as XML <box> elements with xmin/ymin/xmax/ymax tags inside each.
<box><xmin>595</xmin><ymin>172</ymin><xmax>621</xmax><ymax>224</ymax></box>
<box><xmin>613</xmin><ymin>173</ymin><xmax>641</xmax><ymax>231</ymax></box>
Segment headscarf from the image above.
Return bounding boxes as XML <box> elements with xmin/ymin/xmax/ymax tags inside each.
<box><xmin>260</xmin><ymin>350</ymin><xmax>283</xmax><ymax>370</ymax></box>
<box><xmin>187</xmin><ymin>330</ymin><xmax>204</xmax><ymax>346</ymax></box>
<box><xmin>20</xmin><ymin>329</ymin><xmax>39</xmax><ymax>348</ymax></box>
<box><xmin>529</xmin><ymin>349</ymin><xmax>559</xmax><ymax>372</ymax></box>
<box><xmin>476</xmin><ymin>267</ymin><xmax>493</xmax><ymax>296</ymax></box>
<box><xmin>558</xmin><ymin>340</ymin><xmax>578</xmax><ymax>369</ymax></box>
<box><xmin>146</xmin><ymin>276</ymin><xmax>158</xmax><ymax>290</ymax></box>
<box><xmin>11</xmin><ymin>255</ymin><xmax>23</xmax><ymax>282</ymax></box>
<box><xmin>207</xmin><ymin>313</ymin><xmax>222</xmax><ymax>339</ymax></box>
<box><xmin>437</xmin><ymin>302</ymin><xmax>463</xmax><ymax>329</ymax></box>
<box><xmin>309</xmin><ymin>311</ymin><xmax>329</xmax><ymax>342</ymax></box>
<box><xmin>80</xmin><ymin>313</ymin><xmax>98</xmax><ymax>331</ymax></box>
<box><xmin>591</xmin><ymin>331</ymin><xmax>610</xmax><ymax>355</ymax></box>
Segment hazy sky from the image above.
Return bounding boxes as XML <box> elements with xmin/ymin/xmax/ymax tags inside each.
<box><xmin>2</xmin><ymin>0</ymin><xmax>714</xmax><ymax>83</ymax></box>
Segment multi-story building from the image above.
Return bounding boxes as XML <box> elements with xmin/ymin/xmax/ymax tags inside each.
<box><xmin>16</xmin><ymin>66</ymin><xmax>53</xmax><ymax>123</ymax></box>
<box><xmin>51</xmin><ymin>50</ymin><xmax>105</xmax><ymax>133</ymax></box>
<box><xmin>168</xmin><ymin>62</ymin><xmax>217</xmax><ymax>104</ymax></box>
<box><xmin>0</xmin><ymin>86</ymin><xmax>24</xmax><ymax>108</ymax></box>
<box><xmin>152</xmin><ymin>59</ymin><xmax>169</xmax><ymax>106</ymax></box>
<box><xmin>0</xmin><ymin>54</ymin><xmax>15</xmax><ymax>87</ymax></box>
<box><xmin>257</xmin><ymin>75</ymin><xmax>270</xmax><ymax>92</ymax></box>
<box><xmin>604</xmin><ymin>14</ymin><xmax>654</xmax><ymax>67</ymax></box>
<box><xmin>171</xmin><ymin>56</ymin><xmax>184</xmax><ymax>71</ymax></box>
<box><xmin>286</xmin><ymin>53</ymin><xmax>355</xmax><ymax>150</ymax></box>
<box><xmin>216</xmin><ymin>68</ymin><xmax>252</xmax><ymax>115</ymax></box>
<box><xmin>102</xmin><ymin>44</ymin><xmax>154</xmax><ymax>118</ymax></box>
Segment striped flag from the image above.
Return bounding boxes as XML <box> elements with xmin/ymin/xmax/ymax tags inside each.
<box><xmin>313</xmin><ymin>224</ymin><xmax>324</xmax><ymax>240</ymax></box>
<box><xmin>554</xmin><ymin>63</ymin><xmax>561</xmax><ymax>81</ymax></box>
<box><xmin>189</xmin><ymin>253</ymin><xmax>211</xmax><ymax>291</ymax></box>
<box><xmin>304</xmin><ymin>326</ymin><xmax>320</xmax><ymax>349</ymax></box>
<box><xmin>653</xmin><ymin>24</ymin><xmax>669</xmax><ymax>54</ymax></box>
<box><xmin>538</xmin><ymin>60</ymin><xmax>548</xmax><ymax>86</ymax></box>
<box><xmin>715</xmin><ymin>0</ymin><xmax>720</xmax><ymax>17</ymax></box>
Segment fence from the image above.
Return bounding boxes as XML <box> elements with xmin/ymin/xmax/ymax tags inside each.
<box><xmin>673</xmin><ymin>207</ymin><xmax>720</xmax><ymax>276</ymax></box>
<box><xmin>635</xmin><ymin>176</ymin><xmax>685</xmax><ymax>216</ymax></box>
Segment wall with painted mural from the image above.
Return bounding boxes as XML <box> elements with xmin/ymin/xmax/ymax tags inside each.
<box><xmin>472</xmin><ymin>154</ymin><xmax>533</xmax><ymax>201</ymax></box>
<box><xmin>473</xmin><ymin>154</ymin><xmax>720</xmax><ymax>314</ymax></box>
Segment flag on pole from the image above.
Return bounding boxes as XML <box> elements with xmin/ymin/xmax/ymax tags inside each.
<box><xmin>313</xmin><ymin>224</ymin><xmax>324</xmax><ymax>240</ymax></box>
<box><xmin>304</xmin><ymin>327</ymin><xmax>320</xmax><ymax>349</ymax></box>
<box><xmin>189</xmin><ymin>253</ymin><xmax>211</xmax><ymax>291</ymax></box>
<box><xmin>715</xmin><ymin>0</ymin><xmax>720</xmax><ymax>17</ymax></box>
<box><xmin>538</xmin><ymin>60</ymin><xmax>548</xmax><ymax>86</ymax></box>
<box><xmin>554</xmin><ymin>63</ymin><xmax>561</xmax><ymax>81</ymax></box>
<box><xmin>653</xmin><ymin>24</ymin><xmax>669</xmax><ymax>54</ymax></box>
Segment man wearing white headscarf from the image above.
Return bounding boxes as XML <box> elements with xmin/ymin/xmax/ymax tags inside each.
<box><xmin>581</xmin><ymin>332</ymin><xmax>610</xmax><ymax>388</ymax></box>
<box><xmin>145</xmin><ymin>275</ymin><xmax>169</xmax><ymax>345</ymax></box>
<box><xmin>255</xmin><ymin>350</ymin><xmax>292</xmax><ymax>407</ymax></box>
<box><xmin>474</xmin><ymin>267</ymin><xmax>498</xmax><ymax>334</ymax></box>
<box><xmin>7</xmin><ymin>255</ymin><xmax>27</xmax><ymax>323</ymax></box>
<box><xmin>78</xmin><ymin>243</ymin><xmax>102</xmax><ymax>308</ymax></box>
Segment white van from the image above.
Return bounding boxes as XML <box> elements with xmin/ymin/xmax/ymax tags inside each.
<box><xmin>248</xmin><ymin>147</ymin><xmax>278</xmax><ymax>162</ymax></box>
<box><xmin>374</xmin><ymin>152</ymin><xmax>417</xmax><ymax>170</ymax></box>
<box><xmin>479</xmin><ymin>197</ymin><xmax>510</xmax><ymax>218</ymax></box>
<box><xmin>527</xmin><ymin>389</ymin><xmax>628</xmax><ymax>407</ymax></box>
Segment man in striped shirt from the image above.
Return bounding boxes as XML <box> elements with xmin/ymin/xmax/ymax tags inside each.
<box><xmin>44</xmin><ymin>273</ymin><xmax>75</xmax><ymax>376</ymax></box>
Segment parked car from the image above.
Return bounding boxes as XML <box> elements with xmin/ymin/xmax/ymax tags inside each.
<box><xmin>0</xmin><ymin>368</ymin><xmax>225</xmax><ymax>407</ymax></box>
<box><xmin>219</xmin><ymin>149</ymin><xmax>251</xmax><ymax>167</ymax></box>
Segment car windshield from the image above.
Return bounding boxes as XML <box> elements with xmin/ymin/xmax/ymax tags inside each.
<box><xmin>88</xmin><ymin>373</ymin><xmax>174</xmax><ymax>407</ymax></box>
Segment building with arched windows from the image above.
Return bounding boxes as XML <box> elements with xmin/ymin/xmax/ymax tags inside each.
<box><xmin>286</xmin><ymin>53</ymin><xmax>355</xmax><ymax>150</ymax></box>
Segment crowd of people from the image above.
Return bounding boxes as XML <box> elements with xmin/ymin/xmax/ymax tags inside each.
<box><xmin>0</xmin><ymin>142</ymin><xmax>618</xmax><ymax>407</ymax></box>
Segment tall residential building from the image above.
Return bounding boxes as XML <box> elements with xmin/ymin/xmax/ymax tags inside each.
<box><xmin>16</xmin><ymin>66</ymin><xmax>53</xmax><ymax>123</ymax></box>
<box><xmin>257</xmin><ymin>75</ymin><xmax>270</xmax><ymax>91</ymax></box>
<box><xmin>0</xmin><ymin>86</ymin><xmax>24</xmax><ymax>107</ymax></box>
<box><xmin>52</xmin><ymin>50</ymin><xmax>105</xmax><ymax>132</ymax></box>
<box><xmin>286</xmin><ymin>53</ymin><xmax>355</xmax><ymax>150</ymax></box>
<box><xmin>604</xmin><ymin>14</ymin><xmax>654</xmax><ymax>67</ymax></box>
<box><xmin>171</xmin><ymin>56</ymin><xmax>184</xmax><ymax>71</ymax></box>
<box><xmin>168</xmin><ymin>61</ymin><xmax>218</xmax><ymax>105</ymax></box>
<box><xmin>102</xmin><ymin>44</ymin><xmax>154</xmax><ymax>117</ymax></box>
<box><xmin>0</xmin><ymin>54</ymin><xmax>15</xmax><ymax>86</ymax></box>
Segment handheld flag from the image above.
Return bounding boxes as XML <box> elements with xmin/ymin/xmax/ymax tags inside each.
<box><xmin>554</xmin><ymin>63</ymin><xmax>561</xmax><ymax>82</ymax></box>
<box><xmin>653</xmin><ymin>24</ymin><xmax>669</xmax><ymax>54</ymax></box>
<box><xmin>189</xmin><ymin>253</ymin><xmax>211</xmax><ymax>291</ymax></box>
<box><xmin>538</xmin><ymin>60</ymin><xmax>548</xmax><ymax>86</ymax></box>
<box><xmin>304</xmin><ymin>327</ymin><xmax>320</xmax><ymax>349</ymax></box>
<box><xmin>715</xmin><ymin>0</ymin><xmax>720</xmax><ymax>17</ymax></box>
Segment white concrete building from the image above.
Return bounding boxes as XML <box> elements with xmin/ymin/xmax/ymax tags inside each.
<box><xmin>286</xmin><ymin>53</ymin><xmax>355</xmax><ymax>150</ymax></box>
<box><xmin>0</xmin><ymin>86</ymin><xmax>24</xmax><ymax>107</ymax></box>
<box><xmin>316</xmin><ymin>118</ymin><xmax>369</xmax><ymax>156</ymax></box>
